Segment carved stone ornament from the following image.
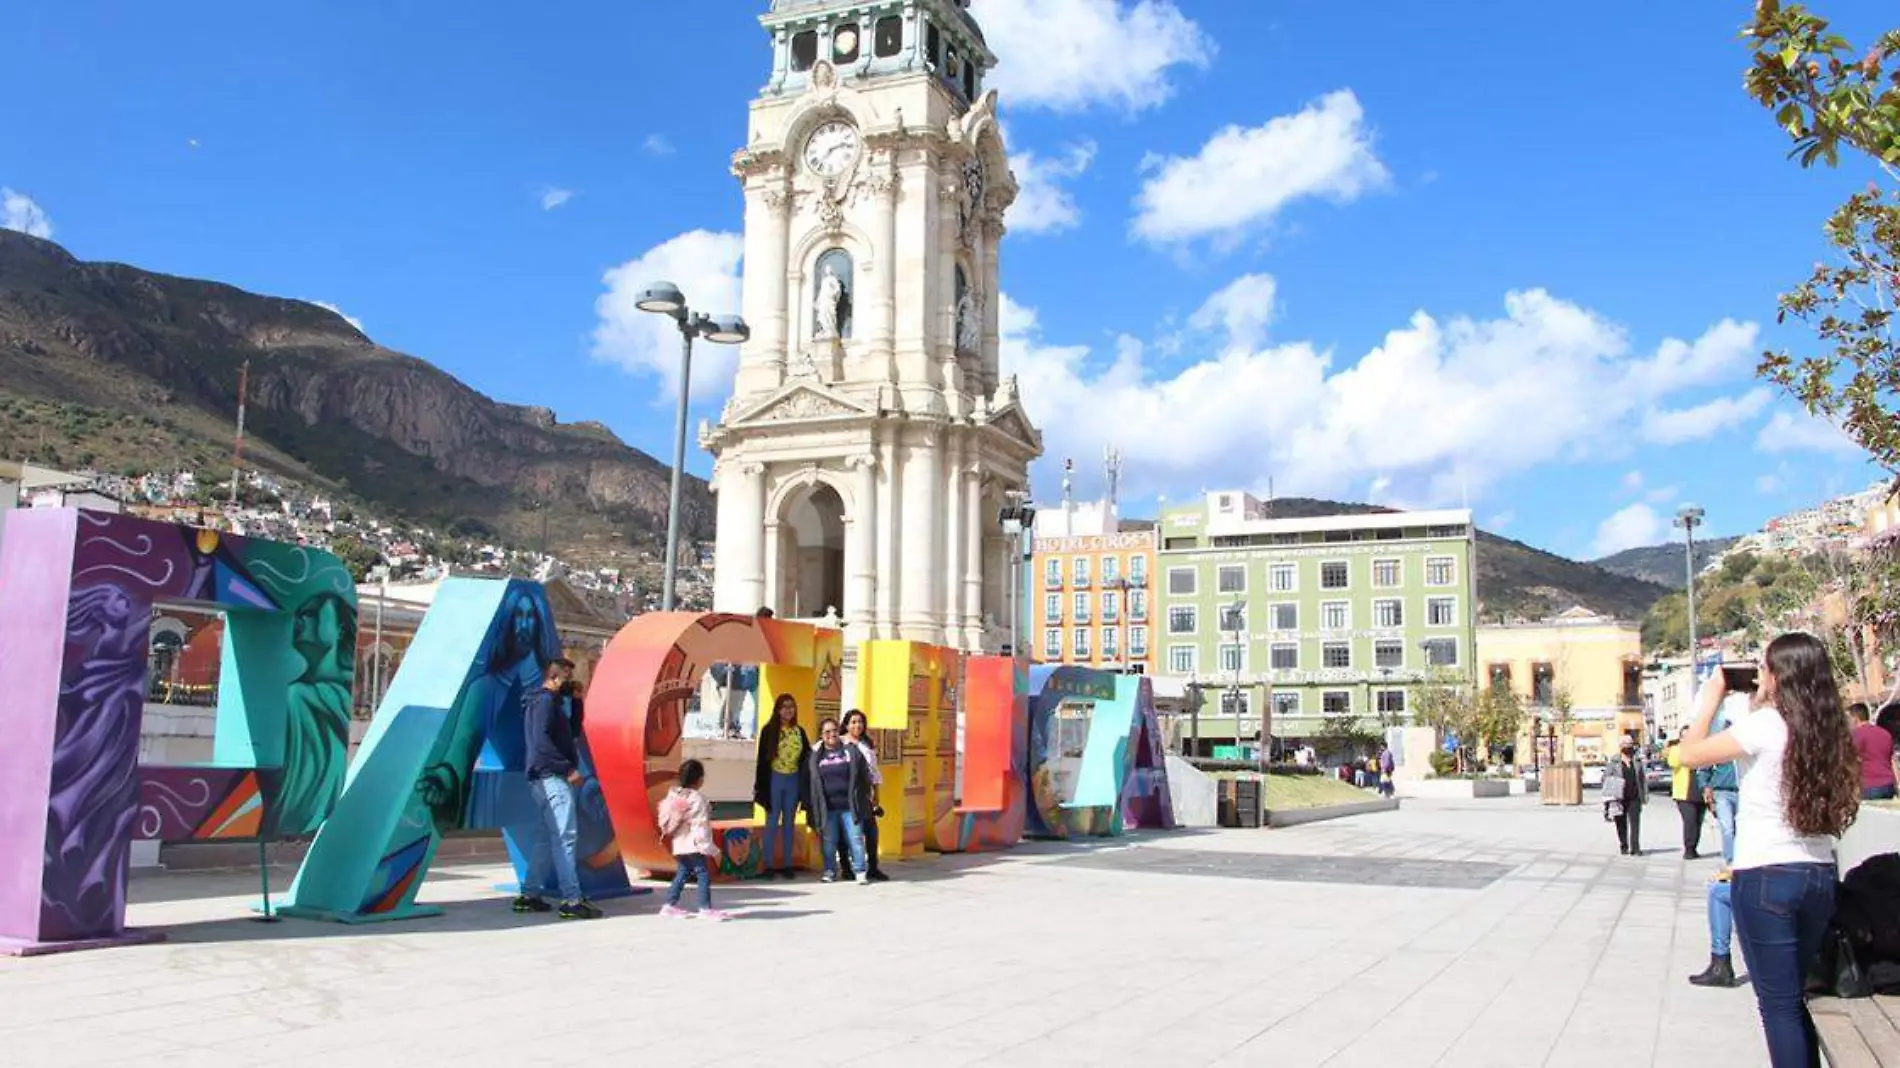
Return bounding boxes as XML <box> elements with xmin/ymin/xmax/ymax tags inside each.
<box><xmin>761</xmin><ymin>186</ymin><xmax>793</xmax><ymax>215</ymax></box>
<box><xmin>759</xmin><ymin>389</ymin><xmax>858</xmax><ymax>422</ymax></box>
<box><xmin>810</xmin><ymin>60</ymin><xmax>837</xmax><ymax>91</ymax></box>
<box><xmin>818</xmin><ymin>192</ymin><xmax>845</xmax><ymax>233</ymax></box>
<box><xmin>846</xmin><ymin>452</ymin><xmax>879</xmax><ymax>472</ymax></box>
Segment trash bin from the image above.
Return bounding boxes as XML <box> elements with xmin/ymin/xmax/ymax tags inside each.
<box><xmin>1541</xmin><ymin>762</ymin><xmax>1582</xmax><ymax>806</ymax></box>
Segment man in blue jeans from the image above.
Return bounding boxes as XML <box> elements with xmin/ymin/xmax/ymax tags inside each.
<box><xmin>1701</xmin><ymin>697</ymin><xmax>1742</xmax><ymax>862</ymax></box>
<box><xmin>516</xmin><ymin>658</ymin><xmax>602</xmax><ymax>920</ymax></box>
<box><xmin>1690</xmin><ymin>872</ymin><xmax>1741</xmax><ymax>987</ymax></box>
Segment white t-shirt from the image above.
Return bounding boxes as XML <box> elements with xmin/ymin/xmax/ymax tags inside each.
<box><xmin>1730</xmin><ymin>703</ymin><xmax>1836</xmax><ymax>870</ymax></box>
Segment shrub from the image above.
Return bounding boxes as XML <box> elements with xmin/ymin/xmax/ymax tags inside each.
<box><xmin>1428</xmin><ymin>750</ymin><xmax>1458</xmax><ymax>778</ymax></box>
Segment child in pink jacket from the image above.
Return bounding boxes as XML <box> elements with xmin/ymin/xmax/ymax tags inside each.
<box><xmin>658</xmin><ymin>759</ymin><xmax>728</xmax><ymax>920</ymax></box>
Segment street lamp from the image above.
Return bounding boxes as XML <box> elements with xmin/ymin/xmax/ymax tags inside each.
<box><xmin>998</xmin><ymin>491</ymin><xmax>1037</xmax><ymax>658</ymax></box>
<box><xmin>634</xmin><ymin>282</ymin><xmax>749</xmax><ymax>612</ymax></box>
<box><xmin>1675</xmin><ymin>505</ymin><xmax>1705</xmax><ymax>677</ymax></box>
<box><xmin>1225</xmin><ymin>597</ymin><xmax>1246</xmax><ymax>761</ymax></box>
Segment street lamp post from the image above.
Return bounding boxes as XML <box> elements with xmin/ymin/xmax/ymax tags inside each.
<box><xmin>632</xmin><ymin>282</ymin><xmax>749</xmax><ymax>612</ymax></box>
<box><xmin>1675</xmin><ymin>505</ymin><xmax>1705</xmax><ymax>675</ymax></box>
<box><xmin>1226</xmin><ymin>597</ymin><xmax>1246</xmax><ymax>761</ymax></box>
<box><xmin>998</xmin><ymin>491</ymin><xmax>1037</xmax><ymax>658</ymax></box>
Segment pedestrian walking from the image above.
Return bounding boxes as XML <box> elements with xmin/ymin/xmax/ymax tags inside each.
<box><xmin>1850</xmin><ymin>702</ymin><xmax>1896</xmax><ymax>801</ymax></box>
<box><xmin>838</xmin><ymin>709</ymin><xmax>888</xmax><ymax>881</ymax></box>
<box><xmin>1602</xmin><ymin>739</ymin><xmax>1645</xmax><ymax>856</ymax></box>
<box><xmin>753</xmin><ymin>693</ymin><xmax>810</xmax><ymax>880</ymax></box>
<box><xmin>658</xmin><ymin>759</ymin><xmax>729</xmax><ymax>921</ymax></box>
<box><xmin>516</xmin><ymin>657</ymin><xmax>602</xmax><ymax>920</ymax></box>
<box><xmin>808</xmin><ymin>716</ymin><xmax>872</xmax><ymax>885</ymax></box>
<box><xmin>1676</xmin><ymin>635</ymin><xmax>1861</xmax><ymax>1068</ymax></box>
<box><xmin>1379</xmin><ymin>746</ymin><xmax>1397</xmax><ymax>798</ymax></box>
<box><xmin>1666</xmin><ymin>729</ymin><xmax>1707</xmax><ymax>859</ymax></box>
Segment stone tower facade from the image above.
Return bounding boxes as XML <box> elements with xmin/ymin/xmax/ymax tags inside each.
<box><xmin>703</xmin><ymin>0</ymin><xmax>1041</xmax><ymax>651</ymax></box>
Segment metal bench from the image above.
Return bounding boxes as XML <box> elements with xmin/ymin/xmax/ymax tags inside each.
<box><xmin>1812</xmin><ymin>995</ymin><xmax>1900</xmax><ymax>1066</ymax></box>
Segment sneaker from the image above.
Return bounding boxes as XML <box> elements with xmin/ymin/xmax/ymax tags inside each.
<box><xmin>511</xmin><ymin>895</ymin><xmax>552</xmax><ymax>914</ymax></box>
<box><xmin>696</xmin><ymin>909</ymin><xmax>733</xmax><ymax>922</ymax></box>
<box><xmin>855</xmin><ymin>873</ymin><xmax>869</xmax><ymax>885</ymax></box>
<box><xmin>558</xmin><ymin>899</ymin><xmax>604</xmax><ymax>920</ymax></box>
<box><xmin>821</xmin><ymin>871</ymin><xmax>837</xmax><ymax>884</ymax></box>
<box><xmin>658</xmin><ymin>904</ymin><xmax>691</xmax><ymax>919</ymax></box>
<box><xmin>868</xmin><ymin>870</ymin><xmax>891</xmax><ymax>883</ymax></box>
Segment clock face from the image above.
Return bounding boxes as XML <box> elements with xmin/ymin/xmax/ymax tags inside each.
<box><xmin>804</xmin><ymin>121</ymin><xmax>860</xmax><ymax>179</ymax></box>
<box><xmin>833</xmin><ymin>28</ymin><xmax>859</xmax><ymax>59</ymax></box>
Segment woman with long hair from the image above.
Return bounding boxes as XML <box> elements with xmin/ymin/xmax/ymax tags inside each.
<box><xmin>752</xmin><ymin>693</ymin><xmax>810</xmax><ymax>881</ymax></box>
<box><xmin>1678</xmin><ymin>632</ymin><xmax>1860</xmax><ymax>1067</ymax></box>
<box><xmin>839</xmin><ymin>709</ymin><xmax>888</xmax><ymax>881</ymax></box>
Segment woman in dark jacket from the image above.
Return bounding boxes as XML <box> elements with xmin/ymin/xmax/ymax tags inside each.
<box><xmin>1602</xmin><ymin>739</ymin><xmax>1646</xmax><ymax>856</ymax></box>
<box><xmin>837</xmin><ymin>709</ymin><xmax>888</xmax><ymax>881</ymax></box>
<box><xmin>807</xmin><ymin>716</ymin><xmax>872</xmax><ymax>885</ymax></box>
<box><xmin>753</xmin><ymin>694</ymin><xmax>809</xmax><ymax>881</ymax></box>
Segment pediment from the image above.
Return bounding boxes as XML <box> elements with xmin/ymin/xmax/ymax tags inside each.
<box><xmin>728</xmin><ymin>382</ymin><xmax>875</xmax><ymax>428</ymax></box>
<box><xmin>981</xmin><ymin>403</ymin><xmax>1042</xmax><ymax>452</ymax></box>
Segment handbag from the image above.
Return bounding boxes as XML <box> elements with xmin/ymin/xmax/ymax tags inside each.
<box><xmin>1809</xmin><ymin>924</ymin><xmax>1873</xmax><ymax>998</ymax></box>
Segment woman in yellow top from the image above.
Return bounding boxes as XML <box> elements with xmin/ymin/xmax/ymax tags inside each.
<box><xmin>753</xmin><ymin>694</ymin><xmax>811</xmax><ymax>881</ymax></box>
<box><xmin>1665</xmin><ymin>729</ymin><xmax>1708</xmax><ymax>860</ymax></box>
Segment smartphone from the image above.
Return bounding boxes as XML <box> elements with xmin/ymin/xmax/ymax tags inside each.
<box><xmin>1722</xmin><ymin>664</ymin><xmax>1759</xmax><ymax>694</ymax></box>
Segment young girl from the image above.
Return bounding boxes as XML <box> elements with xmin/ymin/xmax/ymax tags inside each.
<box><xmin>658</xmin><ymin>759</ymin><xmax>728</xmax><ymax>921</ymax></box>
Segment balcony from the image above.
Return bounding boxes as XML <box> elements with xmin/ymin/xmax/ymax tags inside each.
<box><xmin>1128</xmin><ymin>573</ymin><xmax>1148</xmax><ymax>588</ymax></box>
<box><xmin>1073</xmin><ymin>575</ymin><xmax>1092</xmax><ymax>589</ymax></box>
<box><xmin>1044</xmin><ymin>573</ymin><xmax>1064</xmax><ymax>590</ymax></box>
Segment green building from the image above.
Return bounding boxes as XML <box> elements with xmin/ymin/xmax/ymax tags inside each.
<box><xmin>1156</xmin><ymin>492</ymin><xmax>1479</xmax><ymax>752</ymax></box>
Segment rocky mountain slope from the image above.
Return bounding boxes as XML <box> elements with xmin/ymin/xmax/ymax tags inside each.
<box><xmin>1593</xmin><ymin>536</ymin><xmax>1740</xmax><ymax>589</ymax></box>
<box><xmin>0</xmin><ymin>230</ymin><xmax>709</xmax><ymax>564</ymax></box>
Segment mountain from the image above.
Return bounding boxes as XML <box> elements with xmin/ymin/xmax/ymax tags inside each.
<box><xmin>1593</xmin><ymin>536</ymin><xmax>1740</xmax><ymax>589</ymax></box>
<box><xmin>0</xmin><ymin>231</ymin><xmax>710</xmax><ymax>566</ymax></box>
<box><xmin>1256</xmin><ymin>498</ymin><xmax>1673</xmax><ymax>622</ymax></box>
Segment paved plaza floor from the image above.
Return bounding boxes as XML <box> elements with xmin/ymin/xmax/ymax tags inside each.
<box><xmin>0</xmin><ymin>797</ymin><xmax>1770</xmax><ymax>1067</ymax></box>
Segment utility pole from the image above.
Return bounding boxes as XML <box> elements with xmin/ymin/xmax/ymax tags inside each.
<box><xmin>229</xmin><ymin>359</ymin><xmax>249</xmax><ymax>511</ymax></box>
<box><xmin>1675</xmin><ymin>506</ymin><xmax>1705</xmax><ymax>679</ymax></box>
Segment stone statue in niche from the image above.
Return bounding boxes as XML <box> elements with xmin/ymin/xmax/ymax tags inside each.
<box><xmin>957</xmin><ymin>289</ymin><xmax>982</xmax><ymax>353</ymax></box>
<box><xmin>812</xmin><ymin>248</ymin><xmax>854</xmax><ymax>341</ymax></box>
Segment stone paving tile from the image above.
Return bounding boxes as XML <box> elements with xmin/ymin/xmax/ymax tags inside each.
<box><xmin>0</xmin><ymin>796</ymin><xmax>1774</xmax><ymax>1067</ymax></box>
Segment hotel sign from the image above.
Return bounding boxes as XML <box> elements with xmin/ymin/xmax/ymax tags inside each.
<box><xmin>1034</xmin><ymin>532</ymin><xmax>1154</xmax><ymax>554</ymax></box>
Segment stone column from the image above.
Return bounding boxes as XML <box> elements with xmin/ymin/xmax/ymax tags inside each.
<box><xmin>761</xmin><ymin>515</ymin><xmax>783</xmax><ymax>617</ymax></box>
<box><xmin>864</xmin><ymin>161</ymin><xmax>898</xmax><ymax>381</ymax></box>
<box><xmin>963</xmin><ymin>465</ymin><xmax>985</xmax><ymax>650</ymax></box>
<box><xmin>736</xmin><ymin>180</ymin><xmax>792</xmax><ymax>397</ymax></box>
<box><xmin>942</xmin><ymin>434</ymin><xmax>965</xmax><ymax>644</ymax></box>
<box><xmin>980</xmin><ymin>215</ymin><xmax>1004</xmax><ymax>397</ymax></box>
<box><xmin>899</xmin><ymin>425</ymin><xmax>942</xmax><ymax>644</ymax></box>
<box><xmin>725</xmin><ymin>461</ymin><xmax>768</xmax><ymax>613</ymax></box>
<box><xmin>876</xmin><ymin>425</ymin><xmax>900</xmax><ymax>638</ymax></box>
<box><xmin>847</xmin><ymin>452</ymin><xmax>878</xmax><ymax>642</ymax></box>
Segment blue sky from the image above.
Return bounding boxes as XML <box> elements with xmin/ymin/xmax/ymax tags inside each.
<box><xmin>2</xmin><ymin>0</ymin><xmax>1889</xmax><ymax>560</ymax></box>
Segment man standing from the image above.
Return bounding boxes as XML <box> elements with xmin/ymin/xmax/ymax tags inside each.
<box><xmin>1665</xmin><ymin>729</ymin><xmax>1706</xmax><ymax>860</ymax></box>
<box><xmin>517</xmin><ymin>657</ymin><xmax>602</xmax><ymax>920</ymax></box>
<box><xmin>1851</xmin><ymin>703</ymin><xmax>1897</xmax><ymax>801</ymax></box>
<box><xmin>1702</xmin><ymin>696</ymin><xmax>1743</xmax><ymax>863</ymax></box>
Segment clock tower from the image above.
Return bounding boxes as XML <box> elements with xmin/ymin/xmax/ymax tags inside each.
<box><xmin>703</xmin><ymin>0</ymin><xmax>1041</xmax><ymax>652</ymax></box>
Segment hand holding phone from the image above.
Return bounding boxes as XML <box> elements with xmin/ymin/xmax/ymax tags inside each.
<box><xmin>1722</xmin><ymin>663</ymin><xmax>1759</xmax><ymax>695</ymax></box>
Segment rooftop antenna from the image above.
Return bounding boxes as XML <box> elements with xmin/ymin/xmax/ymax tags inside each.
<box><xmin>1267</xmin><ymin>477</ymin><xmax>1275</xmax><ymax>520</ymax></box>
<box><xmin>229</xmin><ymin>359</ymin><xmax>250</xmax><ymax>511</ymax></box>
<box><xmin>1104</xmin><ymin>445</ymin><xmax>1123</xmax><ymax>509</ymax></box>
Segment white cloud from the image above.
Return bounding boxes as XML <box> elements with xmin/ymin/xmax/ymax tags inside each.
<box><xmin>1487</xmin><ymin>510</ymin><xmax>1517</xmax><ymax>531</ymax></box>
<box><xmin>540</xmin><ymin>188</ymin><xmax>576</xmax><ymax>211</ymax></box>
<box><xmin>1132</xmin><ymin>90</ymin><xmax>1390</xmax><ymax>246</ymax></box>
<box><xmin>1592</xmin><ymin>504</ymin><xmax>1668</xmax><ymax>558</ymax></box>
<box><xmin>1007</xmin><ymin>141</ymin><xmax>1096</xmax><ymax>235</ymax></box>
<box><xmin>1622</xmin><ymin>470</ymin><xmax>1646</xmax><ymax>491</ymax></box>
<box><xmin>643</xmin><ymin>134</ymin><xmax>675</xmax><ymax>156</ymax></box>
<box><xmin>1757</xmin><ymin>472</ymin><xmax>1785</xmax><ymax>494</ymax></box>
<box><xmin>592</xmin><ymin>230</ymin><xmax>745</xmax><ymax>400</ymax></box>
<box><xmin>1188</xmin><ymin>273</ymin><xmax>1277</xmax><ymax>350</ymax></box>
<box><xmin>1645</xmin><ymin>484</ymin><xmax>1681</xmax><ymax>505</ymax></box>
<box><xmin>1756</xmin><ymin>409</ymin><xmax>1863</xmax><ymax>457</ymax></box>
<box><xmin>1639</xmin><ymin>387</ymin><xmax>1772</xmax><ymax>445</ymax></box>
<box><xmin>1627</xmin><ymin>318</ymin><xmax>1759</xmax><ymax>395</ymax></box>
<box><xmin>971</xmin><ymin>0</ymin><xmax>1212</xmax><ymax>113</ymax></box>
<box><xmin>1</xmin><ymin>188</ymin><xmax>53</xmax><ymax>239</ymax></box>
<box><xmin>307</xmin><ymin>300</ymin><xmax>364</xmax><ymax>331</ymax></box>
<box><xmin>1003</xmin><ymin>283</ymin><xmax>1764</xmax><ymax>508</ymax></box>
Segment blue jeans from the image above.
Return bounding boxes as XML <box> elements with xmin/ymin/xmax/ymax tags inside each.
<box><xmin>1708</xmin><ymin>879</ymin><xmax>1733</xmax><ymax>957</ymax></box>
<box><xmin>1712</xmin><ymin>790</ymin><xmax>1739</xmax><ymax>863</ymax></box>
<box><xmin>525</xmin><ymin>775</ymin><xmax>582</xmax><ymax>903</ymax></box>
<box><xmin>766</xmin><ymin>771</ymin><xmax>801</xmax><ymax>870</ymax></box>
<box><xmin>667</xmin><ymin>854</ymin><xmax>712</xmax><ymax>911</ymax></box>
<box><xmin>822</xmin><ymin>808</ymin><xmax>866</xmax><ymax>878</ymax></box>
<box><xmin>1732</xmin><ymin>863</ymin><xmax>1837</xmax><ymax>1068</ymax></box>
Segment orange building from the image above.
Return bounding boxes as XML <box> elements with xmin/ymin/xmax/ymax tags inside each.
<box><xmin>1030</xmin><ymin>528</ymin><xmax>1156</xmax><ymax>674</ymax></box>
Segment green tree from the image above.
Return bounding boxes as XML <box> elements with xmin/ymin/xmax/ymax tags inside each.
<box><xmin>1744</xmin><ymin>2</ymin><xmax>1900</xmax><ymax>475</ymax></box>
<box><xmin>325</xmin><ymin>534</ymin><xmax>384</xmax><ymax>584</ymax></box>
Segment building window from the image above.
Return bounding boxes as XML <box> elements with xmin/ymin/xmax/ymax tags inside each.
<box><xmin>1320</xmin><ymin>601</ymin><xmax>1349</xmax><ymax>631</ymax></box>
<box><xmin>1218</xmin><ymin>643</ymin><xmax>1245</xmax><ymax>674</ymax></box>
<box><xmin>1270</xmin><ymin>643</ymin><xmax>1298</xmax><ymax>670</ymax></box>
<box><xmin>1044</xmin><ymin>593</ymin><xmax>1061</xmax><ymax>623</ymax></box>
<box><xmin>1270</xmin><ymin>603</ymin><xmax>1298</xmax><ymax>631</ymax></box>
<box><xmin>1044</xmin><ymin>558</ymin><xmax>1062</xmax><ymax>588</ymax></box>
<box><xmin>1322</xmin><ymin>642</ymin><xmax>1352</xmax><ymax>668</ymax></box>
<box><xmin>1428</xmin><ymin>525</ymin><xmax>1467</xmax><ymax>539</ymax></box>
<box><xmin>791</xmin><ymin>30</ymin><xmax>819</xmax><ymax>71</ymax></box>
<box><xmin>832</xmin><ymin>22</ymin><xmax>862</xmax><ymax>62</ymax></box>
<box><xmin>1323</xmin><ymin>691</ymin><xmax>1352</xmax><ymax>716</ymax></box>
<box><xmin>1423</xmin><ymin>637</ymin><xmax>1460</xmax><ymax>667</ymax></box>
<box><xmin>1129</xmin><ymin>556</ymin><xmax>1148</xmax><ymax>586</ymax></box>
<box><xmin>1532</xmin><ymin>662</ymin><xmax>1555</xmax><ymax>705</ymax></box>
<box><xmin>1130</xmin><ymin>590</ymin><xmax>1148</xmax><ymax>621</ymax></box>
<box><xmin>1102</xmin><ymin>591</ymin><xmax>1119</xmax><ymax>623</ymax></box>
<box><xmin>1074</xmin><ymin>557</ymin><xmax>1091</xmax><ymax>587</ymax></box>
<box><xmin>1217</xmin><ymin>564</ymin><xmax>1246</xmax><ymax>593</ymax></box>
<box><xmin>1074</xmin><ymin>628</ymin><xmax>1092</xmax><ymax>659</ymax></box>
<box><xmin>1427</xmin><ymin>597</ymin><xmax>1457</xmax><ymax>627</ymax></box>
<box><xmin>874</xmin><ymin>15</ymin><xmax>903</xmax><ymax>57</ymax></box>
<box><xmin>1168</xmin><ymin>567</ymin><xmax>1196</xmax><ymax>595</ymax></box>
<box><xmin>1219</xmin><ymin>690</ymin><xmax>1250</xmax><ymax>718</ymax></box>
<box><xmin>1218</xmin><ymin>603</ymin><xmax>1247</xmax><ymax>633</ymax></box>
<box><xmin>1320</xmin><ymin>561</ymin><xmax>1349</xmax><ymax>589</ymax></box>
<box><xmin>1103</xmin><ymin>627</ymin><xmax>1120</xmax><ymax>660</ymax></box>
<box><xmin>1426</xmin><ymin>556</ymin><xmax>1456</xmax><ymax>586</ymax></box>
<box><xmin>1102</xmin><ymin>555</ymin><xmax>1121</xmax><ymax>584</ymax></box>
<box><xmin>1043</xmin><ymin>629</ymin><xmax>1061</xmax><ymax>660</ymax></box>
<box><xmin>1377</xmin><ymin>690</ymin><xmax>1408</xmax><ymax>716</ymax></box>
<box><xmin>1324</xmin><ymin>530</ymin><xmax>1352</xmax><ymax>543</ymax></box>
<box><xmin>1489</xmin><ymin>663</ymin><xmax>1513</xmax><ymax>690</ymax></box>
<box><xmin>1168</xmin><ymin>645</ymin><xmax>1196</xmax><ymax>675</ymax></box>
<box><xmin>1372</xmin><ymin>559</ymin><xmax>1401</xmax><ymax>588</ymax></box>
<box><xmin>925</xmin><ymin>20</ymin><xmax>942</xmax><ymax>67</ymax></box>
<box><xmin>1269</xmin><ymin>563</ymin><xmax>1296</xmax><ymax>592</ymax></box>
<box><xmin>1273</xmin><ymin>692</ymin><xmax>1301</xmax><ymax>718</ymax></box>
<box><xmin>1168</xmin><ymin>606</ymin><xmax>1197</xmax><ymax>635</ymax></box>
<box><xmin>1372</xmin><ymin>599</ymin><xmax>1403</xmax><ymax>628</ymax></box>
<box><xmin>1130</xmin><ymin>626</ymin><xmax>1149</xmax><ymax>657</ymax></box>
<box><xmin>1375</xmin><ymin>639</ymin><xmax>1404</xmax><ymax>669</ymax></box>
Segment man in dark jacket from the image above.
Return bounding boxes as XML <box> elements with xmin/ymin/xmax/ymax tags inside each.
<box><xmin>517</xmin><ymin>657</ymin><xmax>601</xmax><ymax>919</ymax></box>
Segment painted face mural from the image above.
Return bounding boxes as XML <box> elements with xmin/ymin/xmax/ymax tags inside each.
<box><xmin>278</xmin><ymin>592</ymin><xmax>357</xmax><ymax>837</ymax></box>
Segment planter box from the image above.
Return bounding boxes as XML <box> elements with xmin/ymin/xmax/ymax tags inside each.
<box><xmin>1395</xmin><ymin>779</ymin><xmax>1511</xmax><ymax>800</ymax></box>
<box><xmin>1267</xmin><ymin>799</ymin><xmax>1399</xmax><ymax>828</ymax></box>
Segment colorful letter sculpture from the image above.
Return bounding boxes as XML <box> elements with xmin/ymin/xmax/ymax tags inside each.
<box><xmin>1118</xmin><ymin>674</ymin><xmax>1177</xmax><ymax>831</ymax></box>
<box><xmin>588</xmin><ymin>613</ymin><xmax>836</xmax><ymax>877</ymax></box>
<box><xmin>0</xmin><ymin>509</ymin><xmax>357</xmax><ymax>953</ymax></box>
<box><xmin>927</xmin><ymin>654</ymin><xmax>1028</xmax><ymax>854</ymax></box>
<box><xmin>281</xmin><ymin>578</ymin><xmax>628</xmax><ymax>922</ymax></box>
<box><xmin>1024</xmin><ymin>666</ymin><xmax>1178</xmax><ymax>839</ymax></box>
